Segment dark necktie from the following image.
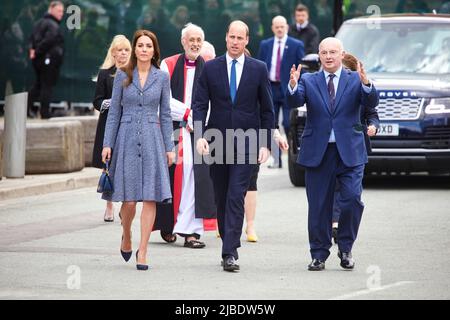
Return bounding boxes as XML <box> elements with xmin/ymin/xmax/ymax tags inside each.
<box><xmin>275</xmin><ymin>40</ymin><xmax>282</xmax><ymax>81</ymax></box>
<box><xmin>230</xmin><ymin>59</ymin><xmax>237</xmax><ymax>103</ymax></box>
<box><xmin>327</xmin><ymin>73</ymin><xmax>336</xmax><ymax>112</ymax></box>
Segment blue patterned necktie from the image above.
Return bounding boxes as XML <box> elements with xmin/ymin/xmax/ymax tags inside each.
<box><xmin>230</xmin><ymin>59</ymin><xmax>237</xmax><ymax>103</ymax></box>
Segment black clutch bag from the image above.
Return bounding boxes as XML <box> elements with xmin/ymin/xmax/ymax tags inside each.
<box><xmin>97</xmin><ymin>161</ymin><xmax>114</xmax><ymax>193</ymax></box>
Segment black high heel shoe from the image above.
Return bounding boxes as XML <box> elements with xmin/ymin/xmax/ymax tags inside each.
<box><xmin>120</xmin><ymin>235</ymin><xmax>132</xmax><ymax>262</ymax></box>
<box><xmin>136</xmin><ymin>250</ymin><xmax>148</xmax><ymax>271</ymax></box>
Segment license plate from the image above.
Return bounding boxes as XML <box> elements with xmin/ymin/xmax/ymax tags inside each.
<box><xmin>378</xmin><ymin>123</ymin><xmax>399</xmax><ymax>136</ymax></box>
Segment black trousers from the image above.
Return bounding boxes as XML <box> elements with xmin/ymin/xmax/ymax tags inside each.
<box><xmin>27</xmin><ymin>58</ymin><xmax>60</xmax><ymax>119</ymax></box>
<box><xmin>270</xmin><ymin>81</ymin><xmax>288</xmax><ymax>167</ymax></box>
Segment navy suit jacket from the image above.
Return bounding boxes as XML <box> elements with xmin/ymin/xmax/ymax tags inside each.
<box><xmin>286</xmin><ymin>68</ymin><xmax>379</xmax><ymax>168</ymax></box>
<box><xmin>257</xmin><ymin>36</ymin><xmax>305</xmax><ymax>95</ymax></box>
<box><xmin>192</xmin><ymin>55</ymin><xmax>275</xmax><ymax>153</ymax></box>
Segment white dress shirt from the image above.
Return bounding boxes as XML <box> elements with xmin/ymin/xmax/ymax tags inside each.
<box><xmin>296</xmin><ymin>21</ymin><xmax>309</xmax><ymax>31</ymax></box>
<box><xmin>269</xmin><ymin>34</ymin><xmax>288</xmax><ymax>82</ymax></box>
<box><xmin>226</xmin><ymin>52</ymin><xmax>245</xmax><ymax>90</ymax></box>
<box><xmin>323</xmin><ymin>66</ymin><xmax>342</xmax><ymax>142</ymax></box>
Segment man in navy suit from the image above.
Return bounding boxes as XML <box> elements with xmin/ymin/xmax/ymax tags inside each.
<box><xmin>193</xmin><ymin>20</ymin><xmax>275</xmax><ymax>272</ymax></box>
<box><xmin>286</xmin><ymin>37</ymin><xmax>379</xmax><ymax>271</ymax></box>
<box><xmin>257</xmin><ymin>15</ymin><xmax>304</xmax><ymax>168</ymax></box>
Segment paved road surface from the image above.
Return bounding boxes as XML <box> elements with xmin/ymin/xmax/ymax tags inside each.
<box><xmin>1</xmin><ymin>165</ymin><xmax>449</xmax><ymax>300</ymax></box>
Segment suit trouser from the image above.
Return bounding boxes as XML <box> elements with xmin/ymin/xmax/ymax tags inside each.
<box><xmin>211</xmin><ymin>162</ymin><xmax>256</xmax><ymax>259</ymax></box>
<box><xmin>305</xmin><ymin>143</ymin><xmax>365</xmax><ymax>261</ymax></box>
<box><xmin>270</xmin><ymin>81</ymin><xmax>289</xmax><ymax>166</ymax></box>
<box><xmin>332</xmin><ymin>180</ymin><xmax>341</xmax><ymax>223</ymax></box>
<box><xmin>27</xmin><ymin>59</ymin><xmax>60</xmax><ymax>119</ymax></box>
<box><xmin>270</xmin><ymin>82</ymin><xmax>290</xmax><ymax>133</ymax></box>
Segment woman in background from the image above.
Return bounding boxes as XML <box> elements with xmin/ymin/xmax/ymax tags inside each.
<box><xmin>235</xmin><ymin>48</ymin><xmax>290</xmax><ymax>243</ymax></box>
<box><xmin>92</xmin><ymin>35</ymin><xmax>131</xmax><ymax>222</ymax></box>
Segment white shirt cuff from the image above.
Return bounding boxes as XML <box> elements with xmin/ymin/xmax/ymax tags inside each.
<box><xmin>288</xmin><ymin>84</ymin><xmax>298</xmax><ymax>95</ymax></box>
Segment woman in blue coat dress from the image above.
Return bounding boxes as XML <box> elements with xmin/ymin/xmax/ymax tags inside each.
<box><xmin>102</xmin><ymin>30</ymin><xmax>175</xmax><ymax>271</ymax></box>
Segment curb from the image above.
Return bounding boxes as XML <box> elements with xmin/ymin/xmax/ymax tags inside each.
<box><xmin>0</xmin><ymin>175</ymin><xmax>98</xmax><ymax>201</ymax></box>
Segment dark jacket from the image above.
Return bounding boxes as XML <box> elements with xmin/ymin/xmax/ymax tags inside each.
<box><xmin>92</xmin><ymin>66</ymin><xmax>116</xmax><ymax>168</ymax></box>
<box><xmin>288</xmin><ymin>22</ymin><xmax>320</xmax><ymax>55</ymax></box>
<box><xmin>30</xmin><ymin>13</ymin><xmax>64</xmax><ymax>64</ymax></box>
<box><xmin>361</xmin><ymin>101</ymin><xmax>380</xmax><ymax>154</ymax></box>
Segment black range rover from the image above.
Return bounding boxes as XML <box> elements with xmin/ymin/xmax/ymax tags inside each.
<box><xmin>288</xmin><ymin>14</ymin><xmax>450</xmax><ymax>186</ymax></box>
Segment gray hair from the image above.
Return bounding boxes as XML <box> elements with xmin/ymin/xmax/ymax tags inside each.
<box><xmin>201</xmin><ymin>41</ymin><xmax>216</xmax><ymax>58</ymax></box>
<box><xmin>181</xmin><ymin>23</ymin><xmax>205</xmax><ymax>40</ymax></box>
<box><xmin>319</xmin><ymin>37</ymin><xmax>344</xmax><ymax>52</ymax></box>
<box><xmin>272</xmin><ymin>15</ymin><xmax>288</xmax><ymax>25</ymax></box>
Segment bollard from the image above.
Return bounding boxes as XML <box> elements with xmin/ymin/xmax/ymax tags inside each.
<box><xmin>2</xmin><ymin>92</ymin><xmax>28</xmax><ymax>178</ymax></box>
<box><xmin>0</xmin><ymin>134</ymin><xmax>3</xmax><ymax>180</ymax></box>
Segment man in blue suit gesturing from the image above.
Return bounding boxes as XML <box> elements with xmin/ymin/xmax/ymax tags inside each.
<box><xmin>257</xmin><ymin>15</ymin><xmax>304</xmax><ymax>168</ymax></box>
<box><xmin>287</xmin><ymin>37</ymin><xmax>379</xmax><ymax>271</ymax></box>
<box><xmin>193</xmin><ymin>21</ymin><xmax>275</xmax><ymax>272</ymax></box>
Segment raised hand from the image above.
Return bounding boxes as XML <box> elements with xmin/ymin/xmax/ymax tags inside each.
<box><xmin>289</xmin><ymin>64</ymin><xmax>302</xmax><ymax>89</ymax></box>
<box><xmin>357</xmin><ymin>61</ymin><xmax>369</xmax><ymax>86</ymax></box>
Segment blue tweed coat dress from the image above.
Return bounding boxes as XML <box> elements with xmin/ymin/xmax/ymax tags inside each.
<box><xmin>102</xmin><ymin>67</ymin><xmax>174</xmax><ymax>202</ymax></box>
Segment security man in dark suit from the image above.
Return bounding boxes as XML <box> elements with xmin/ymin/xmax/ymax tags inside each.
<box><xmin>288</xmin><ymin>4</ymin><xmax>320</xmax><ymax>55</ymax></box>
<box><xmin>257</xmin><ymin>15</ymin><xmax>304</xmax><ymax>168</ymax></box>
<box><xmin>27</xmin><ymin>1</ymin><xmax>65</xmax><ymax>119</ymax></box>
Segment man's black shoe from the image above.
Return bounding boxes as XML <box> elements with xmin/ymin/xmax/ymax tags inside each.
<box><xmin>338</xmin><ymin>250</ymin><xmax>355</xmax><ymax>269</ymax></box>
<box><xmin>308</xmin><ymin>259</ymin><xmax>325</xmax><ymax>271</ymax></box>
<box><xmin>222</xmin><ymin>256</ymin><xmax>240</xmax><ymax>272</ymax></box>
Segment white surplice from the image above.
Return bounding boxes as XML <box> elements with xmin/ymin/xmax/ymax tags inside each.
<box><xmin>161</xmin><ymin>60</ymin><xmax>204</xmax><ymax>236</ymax></box>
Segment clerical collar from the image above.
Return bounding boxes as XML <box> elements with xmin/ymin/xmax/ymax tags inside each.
<box><xmin>185</xmin><ymin>57</ymin><xmax>196</xmax><ymax>67</ymax></box>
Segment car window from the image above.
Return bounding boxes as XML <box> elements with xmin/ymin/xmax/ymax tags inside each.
<box><xmin>337</xmin><ymin>22</ymin><xmax>450</xmax><ymax>74</ymax></box>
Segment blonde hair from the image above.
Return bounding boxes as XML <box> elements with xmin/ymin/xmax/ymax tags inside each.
<box><xmin>100</xmin><ymin>35</ymin><xmax>132</xmax><ymax>69</ymax></box>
